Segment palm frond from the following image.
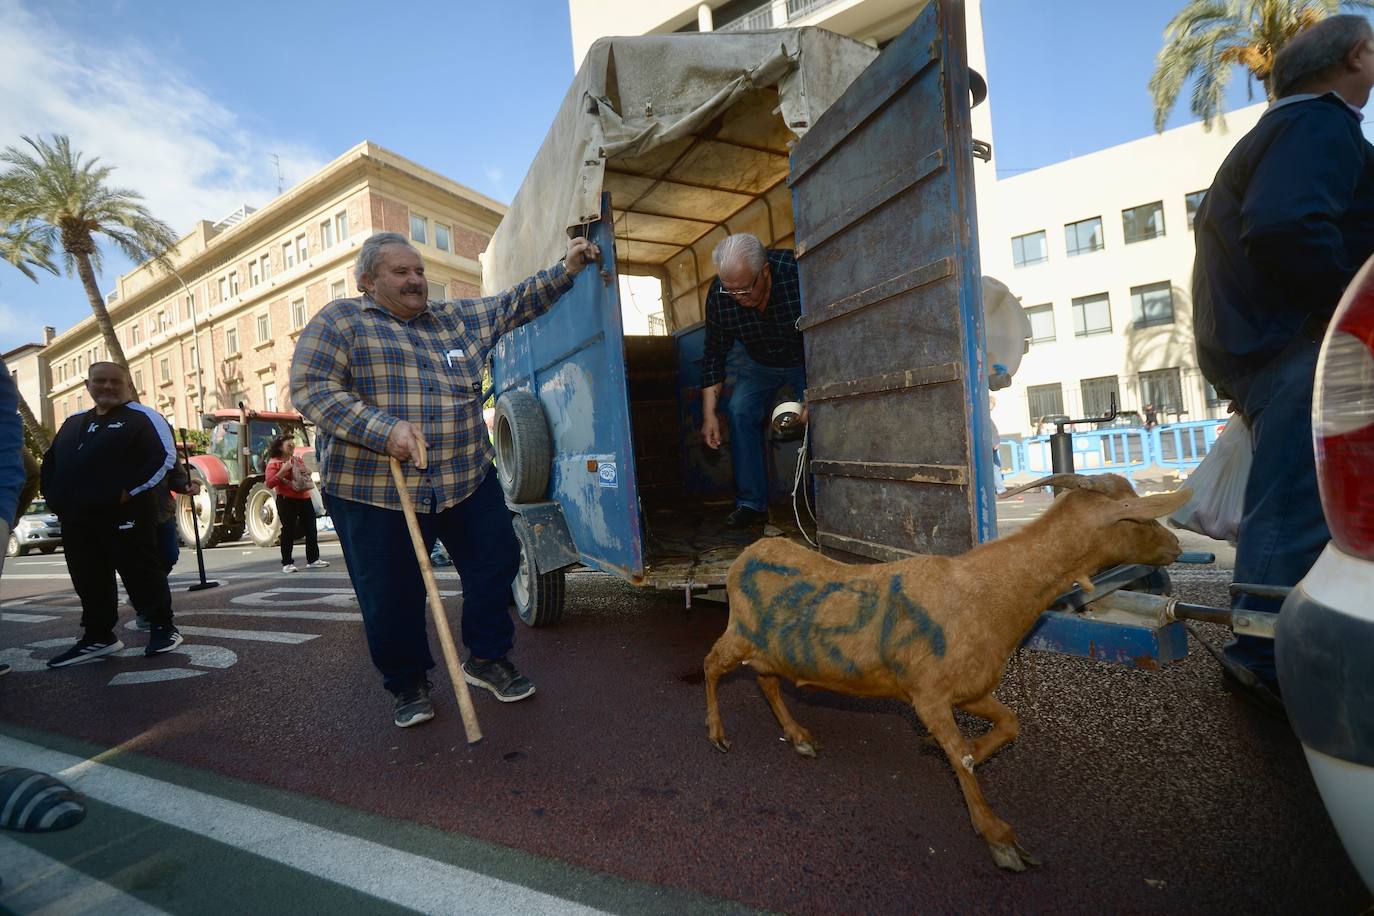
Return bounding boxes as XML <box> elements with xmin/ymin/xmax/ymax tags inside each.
<box><xmin>0</xmin><ymin>220</ymin><xmax>58</xmax><ymax>281</ymax></box>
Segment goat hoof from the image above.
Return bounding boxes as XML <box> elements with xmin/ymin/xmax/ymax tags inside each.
<box><xmin>792</xmin><ymin>740</ymin><xmax>817</xmax><ymax>758</ymax></box>
<box><xmin>710</xmin><ymin>737</ymin><xmax>732</xmax><ymax>753</ymax></box>
<box><xmin>988</xmin><ymin>841</ymin><xmax>1037</xmax><ymax>872</ymax></box>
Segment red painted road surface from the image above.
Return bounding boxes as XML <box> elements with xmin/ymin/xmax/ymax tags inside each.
<box><xmin>1</xmin><ymin>561</ymin><xmax>1368</xmax><ymax>914</ymax></box>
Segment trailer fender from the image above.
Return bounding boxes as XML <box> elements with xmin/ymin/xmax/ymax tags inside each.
<box><xmin>508</xmin><ymin>500</ymin><xmax>579</xmax><ymax>574</ymax></box>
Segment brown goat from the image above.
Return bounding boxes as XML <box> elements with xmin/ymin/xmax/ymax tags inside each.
<box><xmin>702</xmin><ymin>473</ymin><xmax>1190</xmax><ymax>871</ymax></box>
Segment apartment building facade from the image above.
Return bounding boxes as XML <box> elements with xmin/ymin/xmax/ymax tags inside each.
<box><xmin>43</xmin><ymin>142</ymin><xmax>505</xmax><ymax>431</ymax></box>
<box><xmin>3</xmin><ymin>326</ymin><xmax>56</xmax><ymax>431</ymax></box>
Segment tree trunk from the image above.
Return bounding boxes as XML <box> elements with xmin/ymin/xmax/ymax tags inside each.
<box><xmin>15</xmin><ymin>393</ymin><xmax>50</xmax><ymax>453</ymax></box>
<box><xmin>73</xmin><ymin>249</ymin><xmax>130</xmax><ymax>368</ymax></box>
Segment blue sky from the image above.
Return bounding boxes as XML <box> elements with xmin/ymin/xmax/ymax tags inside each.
<box><xmin>0</xmin><ymin>0</ymin><xmax>1298</xmax><ymax>351</ymax></box>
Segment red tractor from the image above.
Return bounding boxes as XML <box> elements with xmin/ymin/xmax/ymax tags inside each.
<box><xmin>176</xmin><ymin>406</ymin><xmax>318</xmax><ymax>548</ymax></box>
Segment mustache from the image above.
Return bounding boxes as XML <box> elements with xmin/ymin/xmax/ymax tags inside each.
<box><xmin>401</xmin><ymin>285</ymin><xmax>425</xmax><ymax>295</ymax></box>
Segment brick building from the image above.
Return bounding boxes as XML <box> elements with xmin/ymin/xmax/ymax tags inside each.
<box><xmin>43</xmin><ymin>141</ymin><xmax>505</xmax><ymax>430</ymax></box>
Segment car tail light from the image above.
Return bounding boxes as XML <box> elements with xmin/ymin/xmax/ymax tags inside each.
<box><xmin>1313</xmin><ymin>257</ymin><xmax>1374</xmax><ymax>560</ymax></box>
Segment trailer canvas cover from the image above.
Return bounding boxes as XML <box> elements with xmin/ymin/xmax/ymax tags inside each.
<box><xmin>479</xmin><ymin>28</ymin><xmax>877</xmax><ymax>328</ymax></box>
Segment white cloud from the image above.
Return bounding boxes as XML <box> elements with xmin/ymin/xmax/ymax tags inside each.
<box><xmin>484</xmin><ymin>166</ymin><xmax>508</xmax><ymax>200</ymax></box>
<box><xmin>0</xmin><ymin>0</ymin><xmax>327</xmax><ymax>237</ymax></box>
<box><xmin>0</xmin><ymin>299</ymin><xmax>43</xmax><ymax>342</ymax></box>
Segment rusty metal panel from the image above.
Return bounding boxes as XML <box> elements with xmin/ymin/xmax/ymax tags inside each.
<box><xmin>789</xmin><ymin>0</ymin><xmax>994</xmax><ymax>561</ymax></box>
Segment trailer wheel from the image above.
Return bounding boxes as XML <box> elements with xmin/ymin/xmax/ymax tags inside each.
<box><xmin>511</xmin><ymin>517</ymin><xmax>565</xmax><ymax>628</ymax></box>
<box><xmin>245</xmin><ymin>483</ymin><xmax>281</xmax><ymax>547</ymax></box>
<box><xmin>493</xmin><ymin>390</ymin><xmax>551</xmax><ymax>503</ymax></box>
<box><xmin>176</xmin><ymin>468</ymin><xmax>221</xmax><ymax>548</ymax></box>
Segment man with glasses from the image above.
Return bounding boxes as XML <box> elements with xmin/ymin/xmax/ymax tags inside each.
<box><xmin>699</xmin><ymin>233</ymin><xmax>806</xmax><ymax>528</ymax></box>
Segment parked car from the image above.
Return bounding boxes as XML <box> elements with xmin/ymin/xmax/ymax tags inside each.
<box><xmin>1095</xmin><ymin>409</ymin><xmax>1143</xmax><ymax>429</ymax></box>
<box><xmin>7</xmin><ymin>498</ymin><xmax>60</xmax><ymax>557</ymax></box>
<box><xmin>1276</xmin><ymin>255</ymin><xmax>1374</xmax><ymax>891</ymax></box>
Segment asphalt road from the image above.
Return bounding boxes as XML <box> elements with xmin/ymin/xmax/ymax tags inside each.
<box><xmin>0</xmin><ymin>501</ymin><xmax>1368</xmax><ymax>915</ymax></box>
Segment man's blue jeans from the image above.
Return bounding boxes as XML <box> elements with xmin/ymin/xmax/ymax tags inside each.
<box><xmin>325</xmin><ymin>466</ymin><xmax>519</xmax><ymax>695</ymax></box>
<box><xmin>1227</xmin><ymin>334</ymin><xmax>1330</xmax><ymax>689</ymax></box>
<box><xmin>727</xmin><ymin>354</ymin><xmax>806</xmax><ymax>512</ymax></box>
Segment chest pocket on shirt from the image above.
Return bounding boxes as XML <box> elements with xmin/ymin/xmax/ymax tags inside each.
<box><xmin>443</xmin><ymin>329</ymin><xmax>483</xmax><ymax>401</ymax></box>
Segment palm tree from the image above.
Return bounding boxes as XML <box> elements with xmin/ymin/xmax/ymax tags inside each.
<box><xmin>0</xmin><ymin>220</ymin><xmax>58</xmax><ymax>281</ymax></box>
<box><xmin>1149</xmin><ymin>0</ymin><xmax>1374</xmax><ymax>132</ymax></box>
<box><xmin>0</xmin><ymin>134</ymin><xmax>177</xmax><ymax>367</ymax></box>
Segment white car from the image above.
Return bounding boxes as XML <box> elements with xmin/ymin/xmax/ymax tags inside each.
<box><xmin>1276</xmin><ymin>256</ymin><xmax>1374</xmax><ymax>892</ymax></box>
<box><xmin>6</xmin><ymin>498</ymin><xmax>61</xmax><ymax>557</ymax></box>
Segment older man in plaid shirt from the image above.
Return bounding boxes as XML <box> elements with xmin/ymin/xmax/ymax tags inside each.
<box><xmin>290</xmin><ymin>230</ymin><xmax>599</xmax><ymax>728</ymax></box>
<box><xmin>700</xmin><ymin>233</ymin><xmax>807</xmax><ymax>528</ymax></box>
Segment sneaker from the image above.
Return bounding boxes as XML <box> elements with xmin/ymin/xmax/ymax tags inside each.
<box><xmin>0</xmin><ymin>663</ymin><xmax>11</xmax><ymax>677</ymax></box>
<box><xmin>463</xmin><ymin>656</ymin><xmax>536</xmax><ymax>702</ymax></box>
<box><xmin>306</xmin><ymin>559</ymin><xmax>330</xmax><ymax>569</ymax></box>
<box><xmin>47</xmin><ymin>635</ymin><xmax>124</xmax><ymax>668</ymax></box>
<box><xmin>724</xmin><ymin>506</ymin><xmax>769</xmax><ymax>528</ymax></box>
<box><xmin>393</xmin><ymin>683</ymin><xmax>435</xmax><ymax>728</ymax></box>
<box><xmin>131</xmin><ymin>615</ymin><xmax>152</xmax><ymax>631</ymax></box>
<box><xmin>282</xmin><ymin>564</ymin><xmax>298</xmax><ymax>574</ymax></box>
<box><xmin>145</xmin><ymin>626</ymin><xmax>184</xmax><ymax>657</ymax></box>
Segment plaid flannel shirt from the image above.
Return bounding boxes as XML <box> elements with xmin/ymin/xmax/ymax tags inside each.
<box><xmin>289</xmin><ymin>263</ymin><xmax>574</xmax><ymax>514</ymax></box>
<box><xmin>700</xmin><ymin>249</ymin><xmax>805</xmax><ymax>388</ymax></box>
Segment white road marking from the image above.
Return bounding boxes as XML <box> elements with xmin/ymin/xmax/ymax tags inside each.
<box><xmin>0</xmin><ymin>835</ymin><xmax>169</xmax><ymax>914</ymax></box>
<box><xmin>167</xmin><ymin>626</ymin><xmax>319</xmax><ymax>645</ymax></box>
<box><xmin>177</xmin><ymin>609</ymin><xmax>362</xmax><ymax>622</ymax></box>
<box><xmin>109</xmin><ymin>669</ymin><xmax>207</xmax><ymax>686</ymax></box>
<box><xmin>0</xmin><ymin>612</ymin><xmax>58</xmax><ymax>623</ymax></box>
<box><xmin>0</xmin><ymin>735</ymin><xmax>609</xmax><ymax>915</ymax></box>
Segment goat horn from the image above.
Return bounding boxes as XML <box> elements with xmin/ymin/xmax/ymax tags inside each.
<box><xmin>998</xmin><ymin>474</ymin><xmax>1109</xmax><ymax>499</ymax></box>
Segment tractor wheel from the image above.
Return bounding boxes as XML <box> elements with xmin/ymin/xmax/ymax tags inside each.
<box><xmin>245</xmin><ymin>484</ymin><xmax>280</xmax><ymax>547</ymax></box>
<box><xmin>511</xmin><ymin>516</ymin><xmax>565</xmax><ymax>628</ymax></box>
<box><xmin>493</xmin><ymin>390</ymin><xmax>551</xmax><ymax>503</ymax></box>
<box><xmin>176</xmin><ymin>469</ymin><xmax>221</xmax><ymax>548</ymax></box>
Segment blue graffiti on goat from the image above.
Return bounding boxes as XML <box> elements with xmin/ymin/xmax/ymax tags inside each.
<box><xmin>880</xmin><ymin>575</ymin><xmax>946</xmax><ymax>670</ymax></box>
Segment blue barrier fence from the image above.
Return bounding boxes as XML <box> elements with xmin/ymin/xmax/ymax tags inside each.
<box><xmin>1002</xmin><ymin>419</ymin><xmax>1228</xmax><ymax>479</ymax></box>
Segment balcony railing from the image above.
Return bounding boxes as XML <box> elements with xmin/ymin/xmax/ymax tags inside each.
<box><xmin>719</xmin><ymin>5</ymin><xmax>773</xmax><ymax>30</ymax></box>
<box><xmin>786</xmin><ymin>0</ymin><xmax>841</xmax><ymax>20</ymax></box>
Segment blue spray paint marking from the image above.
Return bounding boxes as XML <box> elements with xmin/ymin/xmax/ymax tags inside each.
<box><xmin>735</xmin><ymin>559</ymin><xmax>943</xmax><ymax>676</ymax></box>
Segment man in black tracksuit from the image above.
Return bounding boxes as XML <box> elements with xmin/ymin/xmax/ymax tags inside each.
<box><xmin>42</xmin><ymin>362</ymin><xmax>182</xmax><ymax>667</ymax></box>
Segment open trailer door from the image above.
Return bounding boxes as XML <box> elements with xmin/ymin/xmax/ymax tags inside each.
<box><xmin>789</xmin><ymin>0</ymin><xmax>995</xmax><ymax>562</ymax></box>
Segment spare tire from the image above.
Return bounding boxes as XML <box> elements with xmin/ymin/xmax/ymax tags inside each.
<box><xmin>493</xmin><ymin>390</ymin><xmax>551</xmax><ymax>503</ymax></box>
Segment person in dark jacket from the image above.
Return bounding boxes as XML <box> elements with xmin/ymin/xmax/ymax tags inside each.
<box><xmin>41</xmin><ymin>362</ymin><xmax>182</xmax><ymax>666</ymax></box>
<box><xmin>0</xmin><ymin>357</ymin><xmax>26</xmax><ymax>678</ymax></box>
<box><xmin>1191</xmin><ymin>14</ymin><xmax>1374</xmax><ymax>710</ymax></box>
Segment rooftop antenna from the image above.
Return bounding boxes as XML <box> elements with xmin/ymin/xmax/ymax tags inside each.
<box><xmin>270</xmin><ymin>153</ymin><xmax>285</xmax><ymax>195</ymax></box>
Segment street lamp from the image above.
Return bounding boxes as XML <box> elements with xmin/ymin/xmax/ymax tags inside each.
<box><xmin>162</xmin><ymin>263</ymin><xmax>212</xmax><ymax>425</ymax></box>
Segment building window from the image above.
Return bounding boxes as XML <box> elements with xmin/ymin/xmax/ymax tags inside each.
<box><xmin>1185</xmin><ymin>189</ymin><xmax>1207</xmax><ymax>230</ymax></box>
<box><xmin>76</xmin><ymin>355</ymin><xmax>84</xmax><ymax>374</ymax></box>
<box><xmin>1122</xmin><ymin>201</ymin><xmax>1165</xmax><ymax>244</ymax></box>
<box><xmin>262</xmin><ymin>381</ymin><xmax>277</xmax><ymax>412</ymax></box>
<box><xmin>1140</xmin><ymin>367</ymin><xmax>1184</xmax><ymax>414</ymax></box>
<box><xmin>427</xmin><ymin>280</ymin><xmax>446</xmax><ymax>303</ymax></box>
<box><xmin>159</xmin><ymin>357</ymin><xmax>170</xmax><ymax>382</ymax></box>
<box><xmin>320</xmin><ymin>218</ymin><xmax>334</xmax><ymax>249</ymax></box>
<box><xmin>410</xmin><ymin>214</ymin><xmax>427</xmax><ymax>245</ymax></box>
<box><xmin>296</xmin><ymin>234</ymin><xmax>308</xmax><ymax>264</ymax></box>
<box><xmin>184</xmin><ymin>293</ymin><xmax>195</xmax><ymax>321</ymax></box>
<box><xmin>1011</xmin><ymin>230</ymin><xmax>1047</xmax><ymax>267</ymax></box>
<box><xmin>249</xmin><ymin>259</ymin><xmax>261</xmax><ymax>286</ymax></box>
<box><xmin>1064</xmin><ymin>217</ymin><xmax>1104</xmax><ymax>257</ymax></box>
<box><xmin>1131</xmin><ymin>281</ymin><xmax>1175</xmax><ymax>328</ymax></box>
<box><xmin>1027</xmin><ymin>383</ymin><xmax>1065</xmax><ymax>426</ymax></box>
<box><xmin>261</xmin><ymin>253</ymin><xmax>273</xmax><ymax>281</ymax></box>
<box><xmin>218</xmin><ymin>276</ymin><xmax>228</xmax><ymax>301</ymax></box>
<box><xmin>434</xmin><ymin>222</ymin><xmax>451</xmax><ymax>253</ymax></box>
<box><xmin>1025</xmin><ymin>303</ymin><xmax>1056</xmax><ymax>343</ymax></box>
<box><xmin>283</xmin><ymin>240</ymin><xmax>295</xmax><ymax>270</ymax></box>
<box><xmin>229</xmin><ymin>271</ymin><xmax>240</xmax><ymax>297</ymax></box>
<box><xmin>133</xmin><ymin>369</ymin><xmax>143</xmax><ymax>392</ymax></box>
<box><xmin>1072</xmin><ymin>293</ymin><xmax>1112</xmax><ymax>337</ymax></box>
<box><xmin>226</xmin><ymin>327</ymin><xmax>239</xmax><ymax>356</ymax></box>
<box><xmin>1080</xmin><ymin>375</ymin><xmax>1120</xmax><ymax>418</ymax></box>
<box><xmin>291</xmin><ymin>298</ymin><xmax>306</xmax><ymax>329</ymax></box>
<box><xmin>256</xmin><ymin>313</ymin><xmax>271</xmax><ymax>343</ymax></box>
<box><xmin>335</xmin><ymin>210</ymin><xmax>349</xmax><ymax>242</ymax></box>
<box><xmin>329</xmin><ymin>279</ymin><xmax>347</xmax><ymax>300</ymax></box>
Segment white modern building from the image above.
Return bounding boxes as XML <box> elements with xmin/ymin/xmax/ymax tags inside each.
<box><xmin>568</xmin><ymin>0</ymin><xmax>1253</xmax><ymax>436</ymax></box>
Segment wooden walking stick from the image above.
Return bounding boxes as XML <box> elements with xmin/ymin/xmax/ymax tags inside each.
<box><xmin>389</xmin><ymin>443</ymin><xmax>482</xmax><ymax>744</ymax></box>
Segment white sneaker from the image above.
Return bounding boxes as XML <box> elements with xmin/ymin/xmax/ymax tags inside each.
<box><xmin>282</xmin><ymin>564</ymin><xmax>298</xmax><ymax>574</ymax></box>
<box><xmin>306</xmin><ymin>560</ymin><xmax>330</xmax><ymax>569</ymax></box>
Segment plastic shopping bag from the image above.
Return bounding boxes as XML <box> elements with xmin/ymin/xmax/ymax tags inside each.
<box><xmin>309</xmin><ymin>487</ymin><xmax>325</xmax><ymax>519</ymax></box>
<box><xmin>1168</xmin><ymin>414</ymin><xmax>1252</xmax><ymax>543</ymax></box>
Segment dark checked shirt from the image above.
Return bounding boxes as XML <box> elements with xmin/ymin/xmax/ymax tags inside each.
<box><xmin>700</xmin><ymin>249</ymin><xmax>805</xmax><ymax>388</ymax></box>
<box><xmin>289</xmin><ymin>264</ymin><xmax>574</xmax><ymax>514</ymax></box>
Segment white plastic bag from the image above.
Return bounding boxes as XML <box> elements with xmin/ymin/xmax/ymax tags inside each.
<box><xmin>1168</xmin><ymin>414</ymin><xmax>1252</xmax><ymax>543</ymax></box>
<box><xmin>309</xmin><ymin>487</ymin><xmax>325</xmax><ymax>519</ymax></box>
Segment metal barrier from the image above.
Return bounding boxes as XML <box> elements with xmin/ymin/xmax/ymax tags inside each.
<box><xmin>1152</xmin><ymin>419</ymin><xmax>1229</xmax><ymax>473</ymax></box>
<box><xmin>996</xmin><ymin>439</ymin><xmax>1024</xmax><ymax>476</ymax></box>
<box><xmin>1021</xmin><ymin>428</ymin><xmax>1152</xmax><ymax>480</ymax></box>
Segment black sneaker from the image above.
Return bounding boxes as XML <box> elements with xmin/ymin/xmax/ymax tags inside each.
<box><xmin>463</xmin><ymin>657</ymin><xmax>536</xmax><ymax>702</ymax></box>
<box><xmin>47</xmin><ymin>635</ymin><xmax>124</xmax><ymax>668</ymax></box>
<box><xmin>725</xmin><ymin>506</ymin><xmax>769</xmax><ymax>528</ymax></box>
<box><xmin>145</xmin><ymin>626</ymin><xmax>184</xmax><ymax>656</ymax></box>
<box><xmin>393</xmin><ymin>683</ymin><xmax>435</xmax><ymax>728</ymax></box>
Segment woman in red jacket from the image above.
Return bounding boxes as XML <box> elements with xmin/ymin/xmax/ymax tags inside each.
<box><xmin>264</xmin><ymin>435</ymin><xmax>327</xmax><ymax>573</ymax></box>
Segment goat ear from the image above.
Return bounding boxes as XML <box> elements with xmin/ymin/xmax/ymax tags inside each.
<box><xmin>1101</xmin><ymin>488</ymin><xmax>1193</xmax><ymax>523</ymax></box>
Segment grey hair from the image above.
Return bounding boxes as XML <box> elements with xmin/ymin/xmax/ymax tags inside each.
<box><xmin>712</xmin><ymin>233</ymin><xmax>767</xmax><ymax>275</ymax></box>
<box><xmin>354</xmin><ymin>232</ymin><xmax>414</xmax><ymax>290</ymax></box>
<box><xmin>1272</xmin><ymin>15</ymin><xmax>1374</xmax><ymax>99</ymax></box>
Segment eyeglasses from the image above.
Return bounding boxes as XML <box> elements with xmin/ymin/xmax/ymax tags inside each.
<box><xmin>721</xmin><ymin>265</ymin><xmax>766</xmax><ymax>298</ymax></box>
